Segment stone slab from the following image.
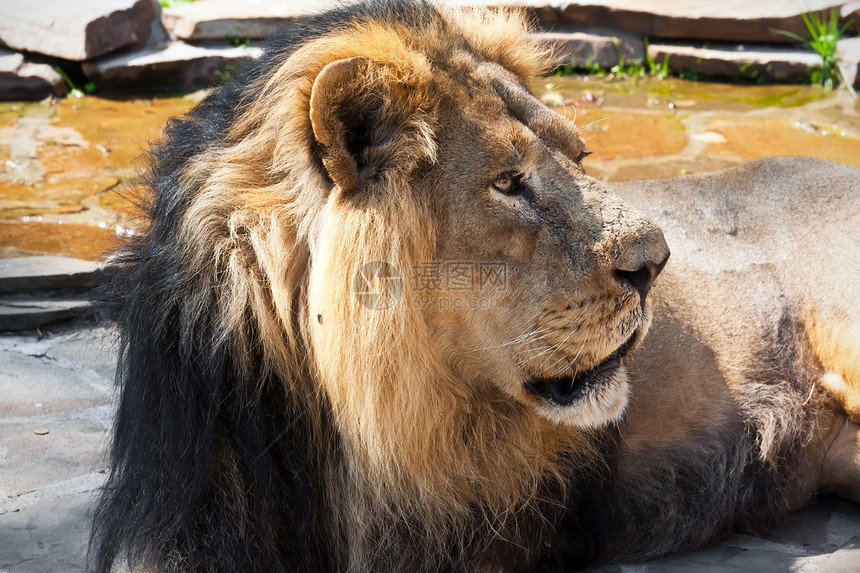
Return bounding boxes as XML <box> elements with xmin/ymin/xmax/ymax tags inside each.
<box><xmin>0</xmin><ymin>0</ymin><xmax>155</xmax><ymax>62</ymax></box>
<box><xmin>0</xmin><ymin>256</ymin><xmax>99</xmax><ymax>295</ymax></box>
<box><xmin>0</xmin><ymin>409</ymin><xmax>111</xmax><ymax>499</ymax></box>
<box><xmin>0</xmin><ymin>344</ymin><xmax>111</xmax><ymax>419</ymax></box>
<box><xmin>816</xmin><ymin>538</ymin><xmax>860</xmax><ymax>572</ymax></box>
<box><xmin>0</xmin><ymin>326</ymin><xmax>112</xmax><ymax>572</ymax></box>
<box><xmin>82</xmin><ymin>41</ymin><xmax>263</xmax><ymax>89</ymax></box>
<box><xmin>0</xmin><ymin>328</ymin><xmax>114</xmax><ymax>499</ymax></box>
<box><xmin>837</xmin><ymin>38</ymin><xmax>860</xmax><ymax>88</ymax></box>
<box><xmin>648</xmin><ymin>43</ymin><xmax>821</xmax><ymax>82</ymax></box>
<box><xmin>843</xmin><ymin>2</ymin><xmax>860</xmax><ymax>34</ymax></box>
<box><xmin>531</xmin><ymin>28</ymin><xmax>644</xmax><ymax>69</ymax></box>
<box><xmin>559</xmin><ymin>0</ymin><xmax>846</xmax><ymax>45</ymax></box>
<box><xmin>0</xmin><ymin>489</ymin><xmax>99</xmax><ymax>573</ymax></box>
<box><xmin>0</xmin><ymin>50</ymin><xmax>66</xmax><ymax>102</ymax></box>
<box><xmin>0</xmin><ymin>297</ymin><xmax>91</xmax><ymax>331</ymax></box>
<box><xmin>161</xmin><ymin>0</ymin><xmax>338</xmax><ymax>40</ymax></box>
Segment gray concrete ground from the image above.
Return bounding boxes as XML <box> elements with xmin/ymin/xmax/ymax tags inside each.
<box><xmin>0</xmin><ymin>323</ymin><xmax>858</xmax><ymax>572</ymax></box>
<box><xmin>0</xmin><ymin>324</ymin><xmax>114</xmax><ymax>573</ymax></box>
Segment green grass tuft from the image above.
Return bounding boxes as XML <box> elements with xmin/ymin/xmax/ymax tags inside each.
<box><xmin>160</xmin><ymin>0</ymin><xmax>196</xmax><ymax>9</ymax></box>
<box><xmin>775</xmin><ymin>9</ymin><xmax>855</xmax><ymax>93</ymax></box>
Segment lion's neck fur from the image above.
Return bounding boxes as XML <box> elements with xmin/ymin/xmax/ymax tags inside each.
<box><xmin>300</xmin><ymin>167</ymin><xmax>589</xmax><ymax>563</ymax></box>
<box><xmin>201</xmin><ymin>186</ymin><xmax>590</xmax><ymax>566</ymax></box>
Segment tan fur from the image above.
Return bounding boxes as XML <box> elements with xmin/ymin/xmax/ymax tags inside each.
<box><xmin>613</xmin><ymin>158</ymin><xmax>860</xmax><ymax>507</ymax></box>
<box><xmin>805</xmin><ymin>313</ymin><xmax>860</xmax><ymax>420</ymax></box>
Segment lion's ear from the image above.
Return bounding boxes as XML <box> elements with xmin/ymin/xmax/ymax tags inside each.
<box><xmin>309</xmin><ymin>56</ymin><xmax>434</xmax><ymax>195</ymax></box>
<box><xmin>309</xmin><ymin>57</ymin><xmax>366</xmax><ymax>193</ymax></box>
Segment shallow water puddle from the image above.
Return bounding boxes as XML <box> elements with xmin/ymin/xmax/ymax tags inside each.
<box><xmin>0</xmin><ymin>95</ymin><xmax>195</xmax><ymax>259</ymax></box>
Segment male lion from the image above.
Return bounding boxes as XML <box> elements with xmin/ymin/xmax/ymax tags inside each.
<box><xmin>89</xmin><ymin>1</ymin><xmax>860</xmax><ymax>571</ymax></box>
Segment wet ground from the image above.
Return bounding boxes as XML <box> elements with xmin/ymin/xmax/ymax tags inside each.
<box><xmin>0</xmin><ymin>94</ymin><xmax>197</xmax><ymax>260</ymax></box>
<box><xmin>2</xmin><ymin>78</ymin><xmax>860</xmax><ymax>260</ymax></box>
<box><xmin>540</xmin><ymin>75</ymin><xmax>860</xmax><ymax>180</ymax></box>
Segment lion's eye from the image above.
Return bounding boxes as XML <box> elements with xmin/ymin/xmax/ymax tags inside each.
<box><xmin>490</xmin><ymin>171</ymin><xmax>523</xmax><ymax>195</ymax></box>
<box><xmin>577</xmin><ymin>150</ymin><xmax>593</xmax><ymax>163</ymax></box>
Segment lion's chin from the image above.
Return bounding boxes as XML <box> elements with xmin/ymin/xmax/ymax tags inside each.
<box><xmin>528</xmin><ymin>364</ymin><xmax>630</xmax><ymax>429</ymax></box>
<box><xmin>524</xmin><ymin>324</ymin><xmax>645</xmax><ymax>429</ymax></box>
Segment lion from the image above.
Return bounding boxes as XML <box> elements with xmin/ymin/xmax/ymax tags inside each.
<box><xmin>88</xmin><ymin>1</ymin><xmax>860</xmax><ymax>571</ymax></box>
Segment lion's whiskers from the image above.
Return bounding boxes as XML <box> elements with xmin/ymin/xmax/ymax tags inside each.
<box><xmin>517</xmin><ymin>302</ymin><xmax>596</xmax><ymax>375</ymax></box>
<box><xmin>535</xmin><ymin>322</ymin><xmax>579</xmax><ymax>373</ymax></box>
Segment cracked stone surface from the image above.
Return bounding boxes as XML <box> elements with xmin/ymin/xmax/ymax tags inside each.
<box><xmin>0</xmin><ymin>326</ymin><xmax>114</xmax><ymax>571</ymax></box>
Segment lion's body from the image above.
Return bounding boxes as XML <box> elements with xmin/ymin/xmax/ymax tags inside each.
<box><xmin>606</xmin><ymin>157</ymin><xmax>860</xmax><ymax>558</ymax></box>
<box><xmin>89</xmin><ymin>1</ymin><xmax>860</xmax><ymax>571</ymax></box>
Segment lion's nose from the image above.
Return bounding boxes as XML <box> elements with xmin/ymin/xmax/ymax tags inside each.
<box><xmin>614</xmin><ymin>250</ymin><xmax>669</xmax><ymax>301</ymax></box>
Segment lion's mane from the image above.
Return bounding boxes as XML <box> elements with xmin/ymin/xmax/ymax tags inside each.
<box><xmin>89</xmin><ymin>3</ymin><xmax>608</xmax><ymax>571</ymax></box>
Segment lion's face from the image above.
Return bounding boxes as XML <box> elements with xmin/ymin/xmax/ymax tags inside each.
<box><xmin>417</xmin><ymin>69</ymin><xmax>670</xmax><ymax>429</ymax></box>
<box><xmin>303</xmin><ymin>43</ymin><xmax>668</xmax><ymax>434</ymax></box>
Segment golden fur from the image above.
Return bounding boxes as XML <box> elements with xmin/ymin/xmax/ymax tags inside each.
<box><xmin>159</xmin><ymin>6</ymin><xmax>605</xmax><ymax>565</ymax></box>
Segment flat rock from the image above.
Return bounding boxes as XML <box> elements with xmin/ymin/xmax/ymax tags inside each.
<box><xmin>0</xmin><ymin>413</ymin><xmax>110</xmax><ymax>497</ymax></box>
<box><xmin>0</xmin><ymin>297</ymin><xmax>91</xmax><ymax>331</ymax></box>
<box><xmin>162</xmin><ymin>0</ymin><xmax>338</xmax><ymax>41</ymax></box>
<box><xmin>0</xmin><ymin>0</ymin><xmax>155</xmax><ymax>62</ymax></box>
<box><xmin>531</xmin><ymin>28</ymin><xmax>644</xmax><ymax>69</ymax></box>
<box><xmin>843</xmin><ymin>2</ymin><xmax>860</xmax><ymax>34</ymax></box>
<box><xmin>82</xmin><ymin>41</ymin><xmax>263</xmax><ymax>89</ymax></box>
<box><xmin>0</xmin><ymin>50</ymin><xmax>66</xmax><ymax>102</ymax></box>
<box><xmin>816</xmin><ymin>538</ymin><xmax>860</xmax><ymax>572</ymax></box>
<box><xmin>648</xmin><ymin>43</ymin><xmax>821</xmax><ymax>82</ymax></box>
<box><xmin>559</xmin><ymin>0</ymin><xmax>845</xmax><ymax>45</ymax></box>
<box><xmin>837</xmin><ymin>38</ymin><xmax>860</xmax><ymax>88</ymax></box>
<box><xmin>0</xmin><ymin>256</ymin><xmax>99</xmax><ymax>295</ymax></box>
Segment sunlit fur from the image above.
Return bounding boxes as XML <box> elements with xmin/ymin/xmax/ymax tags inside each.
<box><xmin>176</xmin><ymin>4</ymin><xmax>585</xmax><ymax>563</ymax></box>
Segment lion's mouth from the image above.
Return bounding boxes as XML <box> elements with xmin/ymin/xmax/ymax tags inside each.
<box><xmin>525</xmin><ymin>329</ymin><xmax>640</xmax><ymax>406</ymax></box>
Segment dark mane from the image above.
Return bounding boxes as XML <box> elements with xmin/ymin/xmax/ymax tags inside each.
<box><xmin>89</xmin><ymin>3</ymin><xmax>526</xmax><ymax>571</ymax></box>
<box><xmin>85</xmin><ymin>4</ymin><xmax>444</xmax><ymax>571</ymax></box>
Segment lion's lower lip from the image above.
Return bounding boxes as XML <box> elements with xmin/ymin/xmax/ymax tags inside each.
<box><xmin>526</xmin><ymin>354</ymin><xmax>621</xmax><ymax>406</ymax></box>
<box><xmin>525</xmin><ymin>329</ymin><xmax>639</xmax><ymax>406</ymax></box>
